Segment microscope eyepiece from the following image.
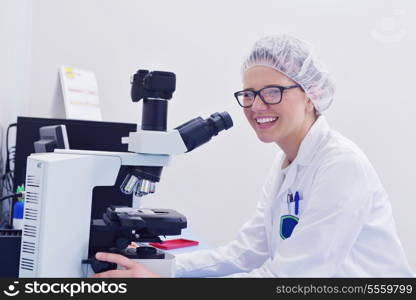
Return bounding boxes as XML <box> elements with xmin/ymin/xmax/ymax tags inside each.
<box><xmin>175</xmin><ymin>111</ymin><xmax>233</xmax><ymax>152</ymax></box>
<box><xmin>208</xmin><ymin>112</ymin><xmax>233</xmax><ymax>134</ymax></box>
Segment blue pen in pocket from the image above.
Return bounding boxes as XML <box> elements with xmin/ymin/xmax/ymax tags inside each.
<box><xmin>294</xmin><ymin>191</ymin><xmax>300</xmax><ymax>215</ymax></box>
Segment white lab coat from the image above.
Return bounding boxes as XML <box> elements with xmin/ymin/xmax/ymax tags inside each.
<box><xmin>175</xmin><ymin>116</ymin><xmax>414</xmax><ymax>277</ymax></box>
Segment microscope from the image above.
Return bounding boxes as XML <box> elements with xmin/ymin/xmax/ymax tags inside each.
<box><xmin>18</xmin><ymin>69</ymin><xmax>233</xmax><ymax>277</ymax></box>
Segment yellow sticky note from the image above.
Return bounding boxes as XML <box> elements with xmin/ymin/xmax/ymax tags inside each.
<box><xmin>64</xmin><ymin>66</ymin><xmax>74</xmax><ymax>79</ymax></box>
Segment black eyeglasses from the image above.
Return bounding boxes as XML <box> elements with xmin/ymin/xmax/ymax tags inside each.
<box><xmin>234</xmin><ymin>85</ymin><xmax>302</xmax><ymax>108</ymax></box>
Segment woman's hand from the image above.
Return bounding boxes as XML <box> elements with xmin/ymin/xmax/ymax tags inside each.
<box><xmin>91</xmin><ymin>252</ymin><xmax>160</xmax><ymax>278</ymax></box>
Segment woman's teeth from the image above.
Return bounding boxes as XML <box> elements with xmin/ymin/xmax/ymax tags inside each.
<box><xmin>255</xmin><ymin>117</ymin><xmax>278</xmax><ymax>124</ymax></box>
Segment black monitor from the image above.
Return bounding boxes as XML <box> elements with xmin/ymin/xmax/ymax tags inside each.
<box><xmin>14</xmin><ymin>116</ymin><xmax>137</xmax><ymax>219</ymax></box>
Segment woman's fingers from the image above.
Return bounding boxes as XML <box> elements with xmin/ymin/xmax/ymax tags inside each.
<box><xmin>127</xmin><ymin>242</ymin><xmax>139</xmax><ymax>248</ymax></box>
<box><xmin>95</xmin><ymin>252</ymin><xmax>137</xmax><ymax>269</ymax></box>
<box><xmin>93</xmin><ymin>252</ymin><xmax>161</xmax><ymax>278</ymax></box>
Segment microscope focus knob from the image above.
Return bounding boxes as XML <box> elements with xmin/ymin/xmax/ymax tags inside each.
<box><xmin>136</xmin><ymin>246</ymin><xmax>157</xmax><ymax>255</ymax></box>
<box><xmin>90</xmin><ymin>258</ymin><xmax>117</xmax><ymax>274</ymax></box>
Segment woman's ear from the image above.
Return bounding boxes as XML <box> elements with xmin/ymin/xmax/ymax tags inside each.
<box><xmin>304</xmin><ymin>96</ymin><xmax>315</xmax><ymax>113</ymax></box>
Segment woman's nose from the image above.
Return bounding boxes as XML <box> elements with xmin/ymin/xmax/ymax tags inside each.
<box><xmin>251</xmin><ymin>95</ymin><xmax>268</xmax><ymax>112</ymax></box>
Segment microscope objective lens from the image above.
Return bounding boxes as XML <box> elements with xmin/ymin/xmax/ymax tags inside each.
<box><xmin>133</xmin><ymin>179</ymin><xmax>156</xmax><ymax>197</ymax></box>
<box><xmin>121</xmin><ymin>174</ymin><xmax>139</xmax><ymax>194</ymax></box>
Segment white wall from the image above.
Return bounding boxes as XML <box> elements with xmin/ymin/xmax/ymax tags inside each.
<box><xmin>0</xmin><ymin>0</ymin><xmax>32</xmax><ymax>127</ymax></box>
<box><xmin>0</xmin><ymin>0</ymin><xmax>32</xmax><ymax>216</ymax></box>
<box><xmin>1</xmin><ymin>0</ymin><xmax>415</xmax><ymax>270</ymax></box>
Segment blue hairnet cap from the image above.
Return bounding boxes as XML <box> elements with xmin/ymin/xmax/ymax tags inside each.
<box><xmin>241</xmin><ymin>34</ymin><xmax>335</xmax><ymax>114</ymax></box>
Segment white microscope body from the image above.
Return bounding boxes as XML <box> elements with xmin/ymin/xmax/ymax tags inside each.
<box><xmin>19</xmin><ymin>133</ymin><xmax>183</xmax><ymax>277</ymax></box>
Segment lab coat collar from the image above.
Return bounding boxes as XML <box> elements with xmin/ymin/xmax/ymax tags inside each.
<box><xmin>291</xmin><ymin>115</ymin><xmax>330</xmax><ymax>167</ymax></box>
<box><xmin>272</xmin><ymin>116</ymin><xmax>330</xmax><ymax>205</ymax></box>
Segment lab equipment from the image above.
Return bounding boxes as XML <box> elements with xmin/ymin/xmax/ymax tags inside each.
<box><xmin>18</xmin><ymin>69</ymin><xmax>233</xmax><ymax>277</ymax></box>
<box><xmin>33</xmin><ymin>125</ymin><xmax>69</xmax><ymax>153</ymax></box>
<box><xmin>0</xmin><ymin>229</ymin><xmax>21</xmax><ymax>277</ymax></box>
<box><xmin>14</xmin><ymin>116</ymin><xmax>137</xmax><ymax>219</ymax></box>
<box><xmin>86</xmin><ymin>206</ymin><xmax>187</xmax><ymax>275</ymax></box>
<box><xmin>149</xmin><ymin>239</ymin><xmax>199</xmax><ymax>250</ymax></box>
<box><xmin>12</xmin><ymin>186</ymin><xmax>25</xmax><ymax>230</ymax></box>
<box><xmin>123</xmin><ymin>69</ymin><xmax>232</xmax><ymax>197</ymax></box>
<box><xmin>241</xmin><ymin>34</ymin><xmax>335</xmax><ymax>114</ymax></box>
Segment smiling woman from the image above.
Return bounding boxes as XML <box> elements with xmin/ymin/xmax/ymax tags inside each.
<box><xmin>172</xmin><ymin>34</ymin><xmax>414</xmax><ymax>277</ymax></box>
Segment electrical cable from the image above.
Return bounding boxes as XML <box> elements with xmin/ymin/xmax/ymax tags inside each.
<box><xmin>1</xmin><ymin>123</ymin><xmax>17</xmax><ymax>194</ymax></box>
<box><xmin>1</xmin><ymin>123</ymin><xmax>17</xmax><ymax>228</ymax></box>
<box><xmin>0</xmin><ymin>193</ymin><xmax>23</xmax><ymax>202</ymax></box>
